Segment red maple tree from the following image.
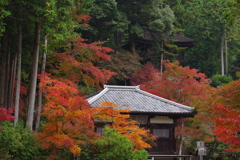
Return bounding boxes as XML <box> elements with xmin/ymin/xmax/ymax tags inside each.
<box><xmin>130</xmin><ymin>61</ymin><xmax>210</xmax><ymax>104</ymax></box>
<box><xmin>49</xmin><ymin>38</ymin><xmax>116</xmax><ymax>90</ymax></box>
<box><xmin>213</xmin><ymin>105</ymin><xmax>240</xmax><ymax>152</ymax></box>
<box><xmin>0</xmin><ymin>108</ymin><xmax>15</xmax><ymax>122</ymax></box>
<box><xmin>130</xmin><ymin>61</ymin><xmax>217</xmax><ymax>146</ymax></box>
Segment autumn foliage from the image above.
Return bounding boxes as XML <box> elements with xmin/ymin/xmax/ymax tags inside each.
<box><xmin>130</xmin><ymin>61</ymin><xmax>211</xmax><ymax>104</ymax></box>
<box><xmin>49</xmin><ymin>38</ymin><xmax>116</xmax><ymax>89</ymax></box>
<box><xmin>93</xmin><ymin>102</ymin><xmax>156</xmax><ymax>150</ymax></box>
<box><xmin>130</xmin><ymin>61</ymin><xmax>219</xmax><ymax>147</ymax></box>
<box><xmin>36</xmin><ymin>73</ymin><xmax>97</xmax><ymax>157</ymax></box>
<box><xmin>0</xmin><ymin>108</ymin><xmax>15</xmax><ymax>122</ymax></box>
<box><xmin>213</xmin><ymin>105</ymin><xmax>240</xmax><ymax>152</ymax></box>
<box><xmin>36</xmin><ymin>74</ymin><xmax>155</xmax><ymax>158</ymax></box>
<box><xmin>215</xmin><ymin>79</ymin><xmax>240</xmax><ymax>110</ymax></box>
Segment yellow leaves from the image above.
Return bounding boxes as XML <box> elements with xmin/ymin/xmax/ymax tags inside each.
<box><xmin>113</xmin><ymin>119</ymin><xmax>152</xmax><ymax>150</ymax></box>
<box><xmin>43</xmin><ymin>105</ymin><xmax>67</xmax><ymax>121</ymax></box>
<box><xmin>93</xmin><ymin>102</ymin><xmax>155</xmax><ymax>150</ymax></box>
<box><xmin>69</xmin><ymin>145</ymin><xmax>81</xmax><ymax>156</ymax></box>
<box><xmin>101</xmin><ymin>101</ymin><xmax>118</xmax><ymax>107</ymax></box>
<box><xmin>82</xmin><ymin>74</ymin><xmax>95</xmax><ymax>87</ymax></box>
<box><xmin>93</xmin><ymin>103</ymin><xmax>129</xmax><ymax>122</ymax></box>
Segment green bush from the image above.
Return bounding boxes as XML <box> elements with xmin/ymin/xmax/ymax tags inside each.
<box><xmin>210</xmin><ymin>75</ymin><xmax>233</xmax><ymax>88</ymax></box>
<box><xmin>0</xmin><ymin>121</ymin><xmax>39</xmax><ymax>160</ymax></box>
<box><xmin>80</xmin><ymin>126</ymin><xmax>148</xmax><ymax>160</ymax></box>
<box><xmin>0</xmin><ymin>148</ymin><xmax>12</xmax><ymax>160</ymax></box>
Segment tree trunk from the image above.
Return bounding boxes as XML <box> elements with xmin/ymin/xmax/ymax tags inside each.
<box><xmin>26</xmin><ymin>22</ymin><xmax>41</xmax><ymax>130</ymax></box>
<box><xmin>160</xmin><ymin>42</ymin><xmax>163</xmax><ymax>73</ymax></box>
<box><xmin>225</xmin><ymin>30</ymin><xmax>228</xmax><ymax>76</ymax></box>
<box><xmin>14</xmin><ymin>22</ymin><xmax>22</xmax><ymax>127</ymax></box>
<box><xmin>160</xmin><ymin>53</ymin><xmax>164</xmax><ymax>78</ymax></box>
<box><xmin>126</xmin><ymin>0</ymin><xmax>136</xmax><ymax>54</ymax></box>
<box><xmin>0</xmin><ymin>32</ymin><xmax>8</xmax><ymax>108</ymax></box>
<box><xmin>221</xmin><ymin>34</ymin><xmax>224</xmax><ymax>76</ymax></box>
<box><xmin>178</xmin><ymin>119</ymin><xmax>184</xmax><ymax>160</ymax></box>
<box><xmin>1</xmin><ymin>30</ymin><xmax>17</xmax><ymax>110</ymax></box>
<box><xmin>7</xmin><ymin>54</ymin><xmax>17</xmax><ymax>109</ymax></box>
<box><xmin>129</xmin><ymin>33</ymin><xmax>136</xmax><ymax>54</ymax></box>
<box><xmin>35</xmin><ymin>35</ymin><xmax>47</xmax><ymax>130</ymax></box>
<box><xmin>4</xmin><ymin>50</ymin><xmax>10</xmax><ymax>109</ymax></box>
<box><xmin>160</xmin><ymin>42</ymin><xmax>164</xmax><ymax>75</ymax></box>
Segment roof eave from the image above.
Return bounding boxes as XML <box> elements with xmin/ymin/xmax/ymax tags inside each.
<box><xmin>125</xmin><ymin>111</ymin><xmax>196</xmax><ymax>118</ymax></box>
<box><xmin>87</xmin><ymin>87</ymin><xmax>109</xmax><ymax>104</ymax></box>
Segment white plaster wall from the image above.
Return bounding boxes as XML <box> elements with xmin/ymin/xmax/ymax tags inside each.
<box><xmin>150</xmin><ymin>116</ymin><xmax>174</xmax><ymax>124</ymax></box>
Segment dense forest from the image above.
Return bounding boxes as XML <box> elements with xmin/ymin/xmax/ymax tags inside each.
<box><xmin>0</xmin><ymin>0</ymin><xmax>239</xmax><ymax>159</ymax></box>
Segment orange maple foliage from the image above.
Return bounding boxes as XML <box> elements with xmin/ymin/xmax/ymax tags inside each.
<box><xmin>215</xmin><ymin>79</ymin><xmax>240</xmax><ymax>110</ymax></box>
<box><xmin>93</xmin><ymin>102</ymin><xmax>156</xmax><ymax>150</ymax></box>
<box><xmin>36</xmin><ymin>74</ymin><xmax>154</xmax><ymax>158</ymax></box>
<box><xmin>36</xmin><ymin>73</ymin><xmax>98</xmax><ymax>157</ymax></box>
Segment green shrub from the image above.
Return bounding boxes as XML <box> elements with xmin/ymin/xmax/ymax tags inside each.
<box><xmin>0</xmin><ymin>121</ymin><xmax>39</xmax><ymax>160</ymax></box>
<box><xmin>210</xmin><ymin>75</ymin><xmax>233</xmax><ymax>88</ymax></box>
<box><xmin>80</xmin><ymin>126</ymin><xmax>148</xmax><ymax>160</ymax></box>
<box><xmin>0</xmin><ymin>148</ymin><xmax>12</xmax><ymax>160</ymax></box>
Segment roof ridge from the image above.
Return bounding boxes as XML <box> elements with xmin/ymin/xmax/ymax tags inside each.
<box><xmin>104</xmin><ymin>85</ymin><xmax>140</xmax><ymax>90</ymax></box>
<box><xmin>136</xmin><ymin>89</ymin><xmax>194</xmax><ymax>111</ymax></box>
<box><xmin>87</xmin><ymin>87</ymin><xmax>109</xmax><ymax>104</ymax></box>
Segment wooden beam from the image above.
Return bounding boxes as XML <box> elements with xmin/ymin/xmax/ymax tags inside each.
<box><xmin>149</xmin><ymin>154</ymin><xmax>192</xmax><ymax>158</ymax></box>
<box><xmin>149</xmin><ymin>155</ymin><xmax>193</xmax><ymax>160</ymax></box>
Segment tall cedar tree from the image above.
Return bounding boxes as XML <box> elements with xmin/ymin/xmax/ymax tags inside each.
<box><xmin>172</xmin><ymin>0</ymin><xmax>240</xmax><ymax>77</ymax></box>
<box><xmin>0</xmin><ymin>0</ymin><xmax>91</xmax><ymax>129</ymax></box>
<box><xmin>83</xmin><ymin>0</ymin><xmax>175</xmax><ymax>53</ymax></box>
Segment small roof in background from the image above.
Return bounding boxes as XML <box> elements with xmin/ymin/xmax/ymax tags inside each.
<box><xmin>140</xmin><ymin>28</ymin><xmax>196</xmax><ymax>47</ymax></box>
<box><xmin>163</xmin><ymin>34</ymin><xmax>196</xmax><ymax>43</ymax></box>
<box><xmin>87</xmin><ymin>85</ymin><xmax>195</xmax><ymax>116</ymax></box>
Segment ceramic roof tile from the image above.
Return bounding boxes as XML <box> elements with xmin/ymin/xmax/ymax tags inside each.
<box><xmin>87</xmin><ymin>85</ymin><xmax>194</xmax><ymax>114</ymax></box>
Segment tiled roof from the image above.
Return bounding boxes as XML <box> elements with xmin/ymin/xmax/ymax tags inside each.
<box><xmin>140</xmin><ymin>27</ymin><xmax>196</xmax><ymax>43</ymax></box>
<box><xmin>163</xmin><ymin>34</ymin><xmax>196</xmax><ymax>43</ymax></box>
<box><xmin>87</xmin><ymin>85</ymin><xmax>195</xmax><ymax>115</ymax></box>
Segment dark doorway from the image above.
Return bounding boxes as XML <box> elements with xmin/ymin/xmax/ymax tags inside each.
<box><xmin>149</xmin><ymin>124</ymin><xmax>175</xmax><ymax>154</ymax></box>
